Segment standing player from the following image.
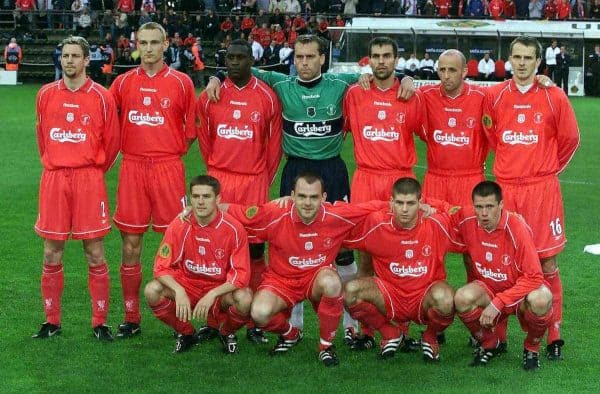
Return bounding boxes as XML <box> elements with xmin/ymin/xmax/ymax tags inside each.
<box><xmin>483</xmin><ymin>36</ymin><xmax>580</xmax><ymax>360</ymax></box>
<box><xmin>343</xmin><ymin>178</ymin><xmax>460</xmax><ymax>362</ymax></box>
<box><xmin>223</xmin><ymin>172</ymin><xmax>386</xmax><ymax>367</ymax></box>
<box><xmin>195</xmin><ymin>39</ymin><xmax>282</xmax><ymax>344</ymax></box>
<box><xmin>110</xmin><ymin>22</ymin><xmax>197</xmax><ymax>338</ymax></box>
<box><xmin>454</xmin><ymin>181</ymin><xmax>553</xmax><ymax>371</ymax></box>
<box><xmin>33</xmin><ymin>36</ymin><xmax>120</xmax><ymax>341</ymax></box>
<box><xmin>144</xmin><ymin>176</ymin><xmax>252</xmax><ymax>354</ymax></box>
<box><xmin>343</xmin><ymin>37</ymin><xmax>425</xmax><ymax>346</ymax></box>
<box><xmin>204</xmin><ymin>34</ymin><xmax>414</xmax><ymax>338</ymax></box>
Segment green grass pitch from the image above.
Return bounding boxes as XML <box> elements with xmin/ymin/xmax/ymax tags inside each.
<box><xmin>1</xmin><ymin>85</ymin><xmax>599</xmax><ymax>393</ymax></box>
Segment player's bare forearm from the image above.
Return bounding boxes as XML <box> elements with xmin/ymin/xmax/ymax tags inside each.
<box><xmin>192</xmin><ymin>282</ymin><xmax>237</xmax><ymax>320</ymax></box>
<box><xmin>157</xmin><ymin>275</ymin><xmax>191</xmax><ymax>321</ymax></box>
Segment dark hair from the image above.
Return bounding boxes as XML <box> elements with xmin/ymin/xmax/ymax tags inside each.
<box><xmin>392</xmin><ymin>177</ymin><xmax>421</xmax><ymax>199</ymax></box>
<box><xmin>369</xmin><ymin>36</ymin><xmax>398</xmax><ymax>58</ymax></box>
<box><xmin>189</xmin><ymin>175</ymin><xmax>221</xmax><ymax>196</ymax></box>
<box><xmin>295</xmin><ymin>34</ymin><xmax>327</xmax><ymax>55</ymax></box>
<box><xmin>228</xmin><ymin>39</ymin><xmax>253</xmax><ymax>57</ymax></box>
<box><xmin>61</xmin><ymin>36</ymin><xmax>90</xmax><ymax>57</ymax></box>
<box><xmin>293</xmin><ymin>171</ymin><xmax>326</xmax><ymax>193</ymax></box>
<box><xmin>472</xmin><ymin>181</ymin><xmax>502</xmax><ymax>203</ymax></box>
<box><xmin>510</xmin><ymin>35</ymin><xmax>542</xmax><ymax>59</ymax></box>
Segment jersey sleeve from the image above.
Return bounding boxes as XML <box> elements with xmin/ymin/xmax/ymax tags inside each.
<box><xmin>553</xmin><ymin>91</ymin><xmax>580</xmax><ymax>173</ymax></box>
<box><xmin>226</xmin><ymin>224</ymin><xmax>251</xmax><ymax>288</ymax></box>
<box><xmin>332</xmin><ymin>200</ymin><xmax>389</xmax><ymax>224</ymax></box>
<box><xmin>251</xmin><ymin>67</ymin><xmax>289</xmax><ymax>86</ymax></box>
<box><xmin>153</xmin><ymin>222</ymin><xmax>186</xmax><ymax>278</ymax></box>
<box><xmin>183</xmin><ymin>75</ymin><xmax>198</xmax><ymax>142</ymax></box>
<box><xmin>342</xmin><ymin>211</ymin><xmax>379</xmax><ymax>251</ymax></box>
<box><xmin>481</xmin><ymin>88</ymin><xmax>498</xmax><ymax>149</ymax></box>
<box><xmin>490</xmin><ymin>215</ymin><xmax>544</xmax><ymax>310</ymax></box>
<box><xmin>226</xmin><ymin>202</ymin><xmax>285</xmax><ymax>240</ymax></box>
<box><xmin>411</xmin><ymin>91</ymin><xmax>427</xmax><ymax>141</ymax></box>
<box><xmin>35</xmin><ymin>89</ymin><xmax>46</xmax><ymax>159</ymax></box>
<box><xmin>195</xmin><ymin>92</ymin><xmax>211</xmax><ymax>163</ymax></box>
<box><xmin>101</xmin><ymin>91</ymin><xmax>121</xmax><ymax>172</ymax></box>
<box><xmin>331</xmin><ymin>72</ymin><xmax>360</xmax><ymax>85</ymax></box>
<box><xmin>266</xmin><ymin>95</ymin><xmax>283</xmax><ymax>182</ymax></box>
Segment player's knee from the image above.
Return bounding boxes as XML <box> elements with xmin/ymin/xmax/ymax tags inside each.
<box><xmin>526</xmin><ymin>285</ymin><xmax>553</xmax><ymax>315</ymax></box>
<box><xmin>249</xmin><ymin>243</ymin><xmax>265</xmax><ymax>260</ymax></box>
<box><xmin>343</xmin><ymin>279</ymin><xmax>361</xmax><ymax>306</ymax></box>
<box><xmin>318</xmin><ymin>272</ymin><xmax>342</xmax><ymax>297</ymax></box>
<box><xmin>251</xmin><ymin>300</ymin><xmax>273</xmax><ymax>326</ymax></box>
<box><xmin>541</xmin><ymin>256</ymin><xmax>558</xmax><ymax>273</ymax></box>
<box><xmin>121</xmin><ymin>233</ymin><xmax>143</xmax><ymax>261</ymax></box>
<box><xmin>144</xmin><ymin>280</ymin><xmax>163</xmax><ymax>305</ymax></box>
<box><xmin>43</xmin><ymin>241</ymin><xmax>65</xmax><ymax>263</ymax></box>
<box><xmin>83</xmin><ymin>245</ymin><xmax>106</xmax><ymax>265</ymax></box>
<box><xmin>454</xmin><ymin>286</ymin><xmax>476</xmax><ymax>313</ymax></box>
<box><xmin>233</xmin><ymin>288</ymin><xmax>253</xmax><ymax>315</ymax></box>
<box><xmin>432</xmin><ymin>291</ymin><xmax>455</xmax><ymax>315</ymax></box>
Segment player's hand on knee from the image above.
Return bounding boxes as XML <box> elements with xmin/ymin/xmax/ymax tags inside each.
<box><xmin>175</xmin><ymin>291</ymin><xmax>192</xmax><ymax>322</ymax></box>
<box><xmin>193</xmin><ymin>293</ymin><xmax>216</xmax><ymax>321</ymax></box>
<box><xmin>178</xmin><ymin>205</ymin><xmax>192</xmax><ymax>222</ymax></box>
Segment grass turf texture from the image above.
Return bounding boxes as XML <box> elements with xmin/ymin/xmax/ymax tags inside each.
<box><xmin>1</xmin><ymin>85</ymin><xmax>599</xmax><ymax>393</ymax></box>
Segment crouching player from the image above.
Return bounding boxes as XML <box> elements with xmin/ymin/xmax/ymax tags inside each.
<box><xmin>144</xmin><ymin>175</ymin><xmax>252</xmax><ymax>354</ymax></box>
<box><xmin>343</xmin><ymin>177</ymin><xmax>460</xmax><ymax>362</ymax></box>
<box><xmin>454</xmin><ymin>181</ymin><xmax>552</xmax><ymax>371</ymax></box>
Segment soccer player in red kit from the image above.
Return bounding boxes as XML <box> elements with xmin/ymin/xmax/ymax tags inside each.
<box><xmin>343</xmin><ymin>178</ymin><xmax>460</xmax><ymax>362</ymax></box>
<box><xmin>33</xmin><ymin>36</ymin><xmax>120</xmax><ymax>341</ymax></box>
<box><xmin>144</xmin><ymin>175</ymin><xmax>252</xmax><ymax>353</ymax></box>
<box><xmin>110</xmin><ymin>22</ymin><xmax>197</xmax><ymax>338</ymax></box>
<box><xmin>454</xmin><ymin>181</ymin><xmax>553</xmax><ymax>371</ymax></box>
<box><xmin>224</xmin><ymin>172</ymin><xmax>385</xmax><ymax>367</ymax></box>
<box><xmin>343</xmin><ymin>36</ymin><xmax>425</xmax><ymax>347</ymax></box>
<box><xmin>483</xmin><ymin>36</ymin><xmax>579</xmax><ymax>360</ymax></box>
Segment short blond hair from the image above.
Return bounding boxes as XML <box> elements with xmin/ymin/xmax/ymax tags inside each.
<box><xmin>138</xmin><ymin>22</ymin><xmax>167</xmax><ymax>42</ymax></box>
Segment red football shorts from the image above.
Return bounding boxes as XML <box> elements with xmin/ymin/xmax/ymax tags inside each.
<box><xmin>35</xmin><ymin>167</ymin><xmax>111</xmax><ymax>241</ymax></box>
<box><xmin>497</xmin><ymin>175</ymin><xmax>565</xmax><ymax>259</ymax></box>
<box><xmin>169</xmin><ymin>274</ymin><xmax>230</xmax><ymax>323</ymax></box>
<box><xmin>114</xmin><ymin>155</ymin><xmax>187</xmax><ymax>234</ymax></box>
<box><xmin>375</xmin><ymin>277</ymin><xmax>445</xmax><ymax>325</ymax></box>
<box><xmin>423</xmin><ymin>171</ymin><xmax>485</xmax><ymax>207</ymax></box>
<box><xmin>208</xmin><ymin>167</ymin><xmax>270</xmax><ymax>205</ymax></box>
<box><xmin>351</xmin><ymin>168</ymin><xmax>415</xmax><ymax>203</ymax></box>
<box><xmin>257</xmin><ymin>266</ymin><xmax>335</xmax><ymax>310</ymax></box>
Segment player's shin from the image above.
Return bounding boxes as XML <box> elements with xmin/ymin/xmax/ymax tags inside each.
<box><xmin>347</xmin><ymin>301</ymin><xmax>400</xmax><ymax>340</ymax></box>
<box><xmin>149</xmin><ymin>298</ymin><xmax>195</xmax><ymax>335</ymax></box>
<box><xmin>423</xmin><ymin>307</ymin><xmax>454</xmax><ymax>344</ymax></box>
<box><xmin>221</xmin><ymin>306</ymin><xmax>248</xmax><ymax>336</ymax></box>
<box><xmin>544</xmin><ymin>269</ymin><xmax>563</xmax><ymax>343</ymax></box>
<box><xmin>337</xmin><ymin>259</ymin><xmax>359</xmax><ymax>332</ymax></box>
<box><xmin>261</xmin><ymin>311</ymin><xmax>297</xmax><ymax>338</ymax></box>
<box><xmin>458</xmin><ymin>307</ymin><xmax>484</xmax><ymax>342</ymax></box>
<box><xmin>522</xmin><ymin>308</ymin><xmax>552</xmax><ymax>353</ymax></box>
<box><xmin>120</xmin><ymin>263</ymin><xmax>142</xmax><ymax>324</ymax></box>
<box><xmin>88</xmin><ymin>263</ymin><xmax>110</xmax><ymax>327</ymax></box>
<box><xmin>41</xmin><ymin>263</ymin><xmax>64</xmax><ymax>325</ymax></box>
<box><xmin>317</xmin><ymin>295</ymin><xmax>344</xmax><ymax>347</ymax></box>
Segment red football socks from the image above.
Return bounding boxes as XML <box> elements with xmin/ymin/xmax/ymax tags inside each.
<box><xmin>261</xmin><ymin>311</ymin><xmax>298</xmax><ymax>338</ymax></box>
<box><xmin>41</xmin><ymin>263</ymin><xmax>64</xmax><ymax>326</ymax></box>
<box><xmin>150</xmin><ymin>298</ymin><xmax>195</xmax><ymax>336</ymax></box>
<box><xmin>88</xmin><ymin>263</ymin><xmax>110</xmax><ymax>327</ymax></box>
<box><xmin>120</xmin><ymin>263</ymin><xmax>142</xmax><ymax>324</ymax></box>
<box><xmin>317</xmin><ymin>295</ymin><xmax>343</xmax><ymax>345</ymax></box>
<box><xmin>423</xmin><ymin>307</ymin><xmax>454</xmax><ymax>344</ymax></box>
<box><xmin>347</xmin><ymin>301</ymin><xmax>400</xmax><ymax>340</ymax></box>
<box><xmin>458</xmin><ymin>307</ymin><xmax>483</xmax><ymax>341</ymax></box>
<box><xmin>220</xmin><ymin>306</ymin><xmax>248</xmax><ymax>336</ymax></box>
<box><xmin>544</xmin><ymin>269</ymin><xmax>563</xmax><ymax>343</ymax></box>
<box><xmin>523</xmin><ymin>308</ymin><xmax>552</xmax><ymax>352</ymax></box>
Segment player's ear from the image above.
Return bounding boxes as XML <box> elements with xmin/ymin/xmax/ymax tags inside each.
<box><xmin>322</xmin><ymin>191</ymin><xmax>327</xmax><ymax>201</ymax></box>
<box><xmin>319</xmin><ymin>53</ymin><xmax>325</xmax><ymax>66</ymax></box>
<box><xmin>498</xmin><ymin>199</ymin><xmax>503</xmax><ymax>210</ymax></box>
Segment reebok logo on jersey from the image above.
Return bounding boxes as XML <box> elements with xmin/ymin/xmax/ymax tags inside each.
<box><xmin>433</xmin><ymin>130</ymin><xmax>470</xmax><ymax>146</ymax></box>
<box><xmin>501</xmin><ymin>130</ymin><xmax>539</xmax><ymax>145</ymax></box>
<box><xmin>128</xmin><ymin>110</ymin><xmax>165</xmax><ymax>126</ymax></box>
<box><xmin>184</xmin><ymin>260</ymin><xmax>222</xmax><ymax>276</ymax></box>
<box><xmin>389</xmin><ymin>262</ymin><xmax>428</xmax><ymax>277</ymax></box>
<box><xmin>217</xmin><ymin>124</ymin><xmax>254</xmax><ymax>140</ymax></box>
<box><xmin>288</xmin><ymin>254</ymin><xmax>327</xmax><ymax>268</ymax></box>
<box><xmin>50</xmin><ymin>128</ymin><xmax>87</xmax><ymax>143</ymax></box>
<box><xmin>362</xmin><ymin>126</ymin><xmax>399</xmax><ymax>141</ymax></box>
<box><xmin>475</xmin><ymin>262</ymin><xmax>507</xmax><ymax>282</ymax></box>
<box><xmin>293</xmin><ymin>122</ymin><xmax>331</xmax><ymax>137</ymax></box>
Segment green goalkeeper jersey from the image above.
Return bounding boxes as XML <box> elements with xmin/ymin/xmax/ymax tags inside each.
<box><xmin>252</xmin><ymin>69</ymin><xmax>358</xmax><ymax>160</ymax></box>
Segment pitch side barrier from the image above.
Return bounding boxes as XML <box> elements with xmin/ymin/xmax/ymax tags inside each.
<box><xmin>329</xmin><ymin>17</ymin><xmax>597</xmax><ymax>96</ymax></box>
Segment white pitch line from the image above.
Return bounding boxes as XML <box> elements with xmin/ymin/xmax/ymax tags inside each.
<box><xmin>412</xmin><ymin>165</ymin><xmax>596</xmax><ymax>186</ymax></box>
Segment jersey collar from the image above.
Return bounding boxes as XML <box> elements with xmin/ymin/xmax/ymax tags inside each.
<box><xmin>508</xmin><ymin>78</ymin><xmax>538</xmax><ymax>94</ymax></box>
<box><xmin>138</xmin><ymin>63</ymin><xmax>169</xmax><ymax>78</ymax></box>
<box><xmin>58</xmin><ymin>77</ymin><xmax>94</xmax><ymax>92</ymax></box>
<box><xmin>223</xmin><ymin>75</ymin><xmax>258</xmax><ymax>90</ymax></box>
<box><xmin>192</xmin><ymin>210</ymin><xmax>224</xmax><ymax>229</ymax></box>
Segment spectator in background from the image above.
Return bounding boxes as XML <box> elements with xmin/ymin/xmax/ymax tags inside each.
<box><xmin>437</xmin><ymin>0</ymin><xmax>451</xmax><ymax>16</ymax></box>
<box><xmin>15</xmin><ymin>0</ymin><xmax>36</xmax><ymax>28</ymax></box>
<box><xmin>395</xmin><ymin>52</ymin><xmax>406</xmax><ymax>77</ymax></box>
<box><xmin>165</xmin><ymin>38</ymin><xmax>181</xmax><ymax>70</ymax></box>
<box><xmin>478</xmin><ymin>52</ymin><xmax>495</xmax><ymax>80</ymax></box>
<box><xmin>241</xmin><ymin>13</ymin><xmax>255</xmax><ymax>37</ymax></box>
<box><xmin>249</xmin><ymin>34</ymin><xmax>263</xmax><ymax>64</ymax></box>
<box><xmin>287</xmin><ymin>0</ymin><xmax>302</xmax><ymax>13</ymax></box>
<box><xmin>243</xmin><ymin>0</ymin><xmax>258</xmax><ymax>13</ymax></box>
<box><xmin>215</xmin><ymin>41</ymin><xmax>227</xmax><ymax>67</ymax></box>
<box><xmin>404</xmin><ymin>53</ymin><xmax>420</xmax><ymax>77</ymax></box>
<box><xmin>256</xmin><ymin>9</ymin><xmax>269</xmax><ymax>28</ymax></box>
<box><xmin>52</xmin><ymin>43</ymin><xmax>62</xmax><ymax>81</ymax></box>
<box><xmin>4</xmin><ymin>37</ymin><xmax>22</xmax><ymax>71</ymax></box>
<box><xmin>555</xmin><ymin>45</ymin><xmax>570</xmax><ymax>95</ymax></box>
<box><xmin>342</xmin><ymin>0</ymin><xmax>358</xmax><ymax>14</ymax></box>
<box><xmin>544</xmin><ymin>0</ymin><xmax>558</xmax><ymax>18</ymax></box>
<box><xmin>514</xmin><ymin>0</ymin><xmax>529</xmax><ymax>17</ymax></box>
<box><xmin>528</xmin><ymin>0</ymin><xmax>543</xmax><ymax>18</ymax></box>
<box><xmin>557</xmin><ymin>0</ymin><xmax>571</xmax><ymax>19</ymax></box>
<box><xmin>76</xmin><ymin>8</ymin><xmax>92</xmax><ymax>38</ymax></box>
<box><xmin>420</xmin><ymin>52</ymin><xmax>435</xmax><ymax>79</ymax></box>
<box><xmin>573</xmin><ymin>0</ymin><xmax>585</xmax><ymax>18</ymax></box>
<box><xmin>292</xmin><ymin>13</ymin><xmax>306</xmax><ymax>34</ymax></box>
<box><xmin>116</xmin><ymin>0</ymin><xmax>134</xmax><ymax>14</ymax></box>
<box><xmin>586</xmin><ymin>44</ymin><xmax>600</xmax><ymax>96</ymax></box>
<box><xmin>545</xmin><ymin>39</ymin><xmax>560</xmax><ymax>81</ymax></box>
<box><xmin>590</xmin><ymin>0</ymin><xmax>600</xmax><ymax>18</ymax></box>
<box><xmin>139</xmin><ymin>10</ymin><xmax>152</xmax><ymax>25</ymax></box>
<box><xmin>99</xmin><ymin>10</ymin><xmax>114</xmax><ymax>41</ymax></box>
<box><xmin>269</xmin><ymin>7</ymin><xmax>285</xmax><ymax>27</ymax></box>
<box><xmin>272</xmin><ymin>24</ymin><xmax>285</xmax><ymax>44</ymax></box>
<box><xmin>204</xmin><ymin>9</ymin><xmax>219</xmax><ymax>41</ymax></box>
<box><xmin>489</xmin><ymin>0</ymin><xmax>504</xmax><ymax>18</ymax></box>
<box><xmin>269</xmin><ymin>0</ymin><xmax>286</xmax><ymax>12</ymax></box>
<box><xmin>503</xmin><ymin>0</ymin><xmax>516</xmax><ymax>17</ymax></box>
<box><xmin>504</xmin><ymin>58</ymin><xmax>512</xmax><ymax>79</ymax></box>
<box><xmin>279</xmin><ymin>39</ymin><xmax>292</xmax><ymax>65</ymax></box>
<box><xmin>405</xmin><ymin>0</ymin><xmax>418</xmax><ymax>15</ymax></box>
<box><xmin>191</xmin><ymin>38</ymin><xmax>205</xmax><ymax>88</ymax></box>
<box><xmin>467</xmin><ymin>0</ymin><xmax>485</xmax><ymax>15</ymax></box>
<box><xmin>71</xmin><ymin>0</ymin><xmax>84</xmax><ymax>31</ymax></box>
<box><xmin>262</xmin><ymin>39</ymin><xmax>280</xmax><ymax>65</ymax></box>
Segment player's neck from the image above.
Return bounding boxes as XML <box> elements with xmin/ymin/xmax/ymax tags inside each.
<box><xmin>513</xmin><ymin>76</ymin><xmax>535</xmax><ymax>88</ymax></box>
<box><xmin>374</xmin><ymin>76</ymin><xmax>395</xmax><ymax>90</ymax></box>
<box><xmin>231</xmin><ymin>75</ymin><xmax>251</xmax><ymax>88</ymax></box>
<box><xmin>444</xmin><ymin>83</ymin><xmax>463</xmax><ymax>98</ymax></box>
<box><xmin>63</xmin><ymin>75</ymin><xmax>87</xmax><ymax>90</ymax></box>
<box><xmin>142</xmin><ymin>60</ymin><xmax>164</xmax><ymax>76</ymax></box>
<box><xmin>195</xmin><ymin>211</ymin><xmax>218</xmax><ymax>226</ymax></box>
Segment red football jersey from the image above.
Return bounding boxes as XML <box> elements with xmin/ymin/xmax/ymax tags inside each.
<box><xmin>419</xmin><ymin>83</ymin><xmax>489</xmax><ymax>176</ymax></box>
<box><xmin>36</xmin><ymin>78</ymin><xmax>120</xmax><ymax>172</ymax></box>
<box><xmin>227</xmin><ymin>201</ymin><xmax>386</xmax><ymax>280</ymax></box>
<box><xmin>455</xmin><ymin>209</ymin><xmax>544</xmax><ymax>310</ymax></box>
<box><xmin>110</xmin><ymin>64</ymin><xmax>196</xmax><ymax>157</ymax></box>
<box><xmin>344</xmin><ymin>210</ymin><xmax>461</xmax><ymax>300</ymax></box>
<box><xmin>343</xmin><ymin>79</ymin><xmax>425</xmax><ymax>172</ymax></box>
<box><xmin>484</xmin><ymin>80</ymin><xmax>580</xmax><ymax>180</ymax></box>
<box><xmin>196</xmin><ymin>76</ymin><xmax>282</xmax><ymax>181</ymax></box>
<box><xmin>154</xmin><ymin>211</ymin><xmax>250</xmax><ymax>289</ymax></box>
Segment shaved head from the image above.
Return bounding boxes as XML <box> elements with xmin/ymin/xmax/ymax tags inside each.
<box><xmin>439</xmin><ymin>49</ymin><xmax>466</xmax><ymax>67</ymax></box>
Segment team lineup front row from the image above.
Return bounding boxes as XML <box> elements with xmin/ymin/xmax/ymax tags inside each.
<box><xmin>31</xmin><ymin>23</ymin><xmax>579</xmax><ymax>372</ymax></box>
